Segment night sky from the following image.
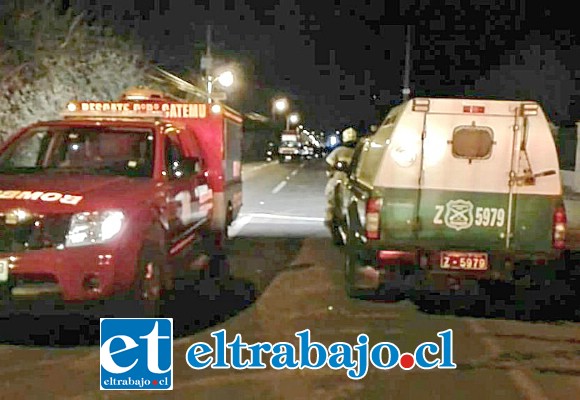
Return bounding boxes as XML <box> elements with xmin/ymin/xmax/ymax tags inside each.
<box><xmin>71</xmin><ymin>0</ymin><xmax>578</xmax><ymax>131</ymax></box>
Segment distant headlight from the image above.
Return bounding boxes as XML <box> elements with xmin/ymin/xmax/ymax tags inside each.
<box><xmin>66</xmin><ymin>210</ymin><xmax>125</xmax><ymax>247</ymax></box>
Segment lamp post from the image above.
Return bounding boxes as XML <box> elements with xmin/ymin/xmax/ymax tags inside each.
<box><xmin>287</xmin><ymin>113</ymin><xmax>299</xmax><ymax>130</ymax></box>
<box><xmin>272</xmin><ymin>97</ymin><xmax>289</xmax><ymax>124</ymax></box>
<box><xmin>402</xmin><ymin>25</ymin><xmax>412</xmax><ymax>102</ymax></box>
<box><xmin>207</xmin><ymin>70</ymin><xmax>234</xmax><ymax>102</ymax></box>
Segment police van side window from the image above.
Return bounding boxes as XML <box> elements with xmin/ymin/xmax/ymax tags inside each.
<box><xmin>452</xmin><ymin>125</ymin><xmax>494</xmax><ymax>160</ymax></box>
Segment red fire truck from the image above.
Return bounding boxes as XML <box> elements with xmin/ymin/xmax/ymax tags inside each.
<box><xmin>0</xmin><ymin>88</ymin><xmax>243</xmax><ymax>317</ymax></box>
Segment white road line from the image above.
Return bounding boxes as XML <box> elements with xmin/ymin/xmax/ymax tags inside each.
<box><xmin>316</xmin><ymin>327</ymin><xmax>404</xmax><ymax>336</ymax></box>
<box><xmin>272</xmin><ymin>180</ymin><xmax>287</xmax><ymax>194</ymax></box>
<box><xmin>291</xmin><ymin>169</ymin><xmax>299</xmax><ymax>176</ymax></box>
<box><xmin>241</xmin><ymin>213</ymin><xmax>325</xmax><ymax>222</ymax></box>
<box><xmin>244</xmin><ymin>161</ymin><xmax>278</xmax><ymax>174</ymax></box>
<box><xmin>466</xmin><ymin>320</ymin><xmax>502</xmax><ymax>358</ymax></box>
<box><xmin>508</xmin><ymin>369</ymin><xmax>550</xmax><ymax>400</ymax></box>
<box><xmin>466</xmin><ymin>319</ymin><xmax>550</xmax><ymax>400</ymax></box>
<box><xmin>228</xmin><ymin>215</ymin><xmax>253</xmax><ymax>237</ymax></box>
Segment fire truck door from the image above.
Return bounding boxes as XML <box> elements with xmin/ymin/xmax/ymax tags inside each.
<box><xmin>163</xmin><ymin>135</ymin><xmax>205</xmax><ymax>255</ymax></box>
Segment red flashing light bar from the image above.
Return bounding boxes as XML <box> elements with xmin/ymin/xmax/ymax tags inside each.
<box><xmin>463</xmin><ymin>105</ymin><xmax>485</xmax><ymax>114</ymax></box>
<box><xmin>63</xmin><ymin>101</ymin><xmax>208</xmax><ymax>119</ymax></box>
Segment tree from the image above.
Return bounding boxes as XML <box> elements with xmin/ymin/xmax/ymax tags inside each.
<box><xmin>0</xmin><ymin>1</ymin><xmax>147</xmax><ymax>141</ymax></box>
<box><xmin>470</xmin><ymin>41</ymin><xmax>576</xmax><ymax>124</ymax></box>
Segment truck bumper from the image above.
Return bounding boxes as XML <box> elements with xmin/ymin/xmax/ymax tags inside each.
<box><xmin>352</xmin><ymin>247</ymin><xmax>565</xmax><ymax>293</ymax></box>
<box><xmin>0</xmin><ymin>242</ymin><xmax>138</xmax><ymax>313</ymax></box>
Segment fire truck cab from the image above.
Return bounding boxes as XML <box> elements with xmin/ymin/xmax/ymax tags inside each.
<box><xmin>0</xmin><ymin>88</ymin><xmax>243</xmax><ymax>317</ymax></box>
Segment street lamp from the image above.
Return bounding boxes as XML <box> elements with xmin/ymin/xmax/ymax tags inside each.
<box><xmin>287</xmin><ymin>113</ymin><xmax>299</xmax><ymax>130</ymax></box>
<box><xmin>207</xmin><ymin>70</ymin><xmax>234</xmax><ymax>102</ymax></box>
<box><xmin>273</xmin><ymin>98</ymin><xmax>289</xmax><ymax>113</ymax></box>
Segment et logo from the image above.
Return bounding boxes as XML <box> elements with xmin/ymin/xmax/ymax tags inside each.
<box><xmin>100</xmin><ymin>318</ymin><xmax>173</xmax><ymax>391</ymax></box>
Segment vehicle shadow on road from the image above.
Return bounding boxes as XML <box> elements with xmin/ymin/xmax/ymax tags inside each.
<box><xmin>0</xmin><ymin>275</ymin><xmax>257</xmax><ymax>347</ymax></box>
<box><xmin>166</xmin><ymin>275</ymin><xmax>257</xmax><ymax>338</ymax></box>
<box><xmin>411</xmin><ymin>280</ymin><xmax>580</xmax><ymax>323</ymax></box>
<box><xmin>0</xmin><ymin>237</ymin><xmax>309</xmax><ymax>347</ymax></box>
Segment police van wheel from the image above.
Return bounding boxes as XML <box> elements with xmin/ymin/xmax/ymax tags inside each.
<box><xmin>414</xmin><ymin>293</ymin><xmax>438</xmax><ymax>314</ymax></box>
<box><xmin>344</xmin><ymin>250</ymin><xmax>375</xmax><ymax>299</ymax></box>
<box><xmin>330</xmin><ymin>218</ymin><xmax>345</xmax><ymax>246</ymax></box>
<box><xmin>330</xmin><ymin>193</ymin><xmax>346</xmax><ymax>246</ymax></box>
<box><xmin>515</xmin><ymin>261</ymin><xmax>575</xmax><ymax>320</ymax></box>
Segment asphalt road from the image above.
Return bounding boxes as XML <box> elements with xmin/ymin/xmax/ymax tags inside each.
<box><xmin>0</xmin><ymin>159</ymin><xmax>578</xmax><ymax>400</ymax></box>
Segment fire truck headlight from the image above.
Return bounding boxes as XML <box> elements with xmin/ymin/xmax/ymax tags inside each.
<box><xmin>66</xmin><ymin>211</ymin><xmax>125</xmax><ymax>247</ymax></box>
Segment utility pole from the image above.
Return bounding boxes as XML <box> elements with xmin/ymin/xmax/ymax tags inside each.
<box><xmin>201</xmin><ymin>24</ymin><xmax>213</xmax><ymax>102</ymax></box>
<box><xmin>402</xmin><ymin>25</ymin><xmax>412</xmax><ymax>102</ymax></box>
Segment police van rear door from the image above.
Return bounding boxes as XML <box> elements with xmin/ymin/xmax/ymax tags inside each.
<box><xmin>416</xmin><ymin>99</ymin><xmax>562</xmax><ymax>268</ymax></box>
<box><xmin>415</xmin><ymin>100</ymin><xmax>517</xmax><ymax>269</ymax></box>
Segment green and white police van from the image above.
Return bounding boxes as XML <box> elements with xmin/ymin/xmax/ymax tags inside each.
<box><xmin>340</xmin><ymin>97</ymin><xmax>569</xmax><ymax>308</ymax></box>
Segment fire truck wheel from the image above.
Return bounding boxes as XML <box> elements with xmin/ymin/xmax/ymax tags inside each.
<box><xmin>202</xmin><ymin>229</ymin><xmax>231</xmax><ymax>280</ymax></box>
<box><xmin>213</xmin><ymin>204</ymin><xmax>233</xmax><ymax>249</ymax></box>
<box><xmin>207</xmin><ymin>252</ymin><xmax>231</xmax><ymax>281</ymax></box>
<box><xmin>130</xmin><ymin>240</ymin><xmax>166</xmax><ymax>318</ymax></box>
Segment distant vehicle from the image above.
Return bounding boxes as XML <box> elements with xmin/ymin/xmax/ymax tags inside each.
<box><xmin>301</xmin><ymin>145</ymin><xmax>314</xmax><ymax>159</ymax></box>
<box><xmin>313</xmin><ymin>147</ymin><xmax>321</xmax><ymax>158</ymax></box>
<box><xmin>0</xmin><ymin>88</ymin><xmax>243</xmax><ymax>317</ymax></box>
<box><xmin>265</xmin><ymin>141</ymin><xmax>276</xmax><ymax>162</ymax></box>
<box><xmin>330</xmin><ymin>97</ymin><xmax>571</xmax><ymax>313</ymax></box>
<box><xmin>278</xmin><ymin>130</ymin><xmax>303</xmax><ymax>162</ymax></box>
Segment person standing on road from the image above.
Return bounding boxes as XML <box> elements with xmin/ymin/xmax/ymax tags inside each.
<box><xmin>324</xmin><ymin>127</ymin><xmax>358</xmax><ymax>224</ymax></box>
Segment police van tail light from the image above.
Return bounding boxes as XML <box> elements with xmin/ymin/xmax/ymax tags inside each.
<box><xmin>553</xmin><ymin>207</ymin><xmax>567</xmax><ymax>250</ymax></box>
<box><xmin>365</xmin><ymin>198</ymin><xmax>383</xmax><ymax>240</ymax></box>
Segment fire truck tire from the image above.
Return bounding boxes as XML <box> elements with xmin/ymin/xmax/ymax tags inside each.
<box><xmin>201</xmin><ymin>228</ymin><xmax>231</xmax><ymax>281</ymax></box>
<box><xmin>207</xmin><ymin>252</ymin><xmax>231</xmax><ymax>281</ymax></box>
<box><xmin>217</xmin><ymin>203</ymin><xmax>234</xmax><ymax>246</ymax></box>
<box><xmin>120</xmin><ymin>238</ymin><xmax>166</xmax><ymax>318</ymax></box>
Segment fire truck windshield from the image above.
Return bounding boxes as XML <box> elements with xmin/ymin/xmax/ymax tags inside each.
<box><xmin>0</xmin><ymin>126</ymin><xmax>154</xmax><ymax>177</ymax></box>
